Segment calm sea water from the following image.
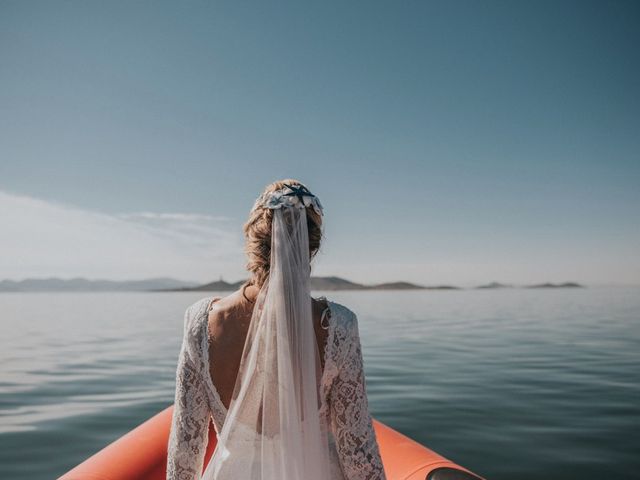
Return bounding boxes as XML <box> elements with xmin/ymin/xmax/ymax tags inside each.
<box><xmin>1</xmin><ymin>288</ymin><xmax>639</xmax><ymax>479</ymax></box>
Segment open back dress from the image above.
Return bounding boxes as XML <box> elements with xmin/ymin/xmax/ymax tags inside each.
<box><xmin>166</xmin><ymin>295</ymin><xmax>386</xmax><ymax>480</ymax></box>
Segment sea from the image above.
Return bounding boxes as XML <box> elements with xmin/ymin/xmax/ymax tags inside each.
<box><xmin>1</xmin><ymin>287</ymin><xmax>638</xmax><ymax>480</ymax></box>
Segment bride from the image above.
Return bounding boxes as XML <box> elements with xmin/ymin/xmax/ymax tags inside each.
<box><xmin>166</xmin><ymin>179</ymin><xmax>386</xmax><ymax>479</ymax></box>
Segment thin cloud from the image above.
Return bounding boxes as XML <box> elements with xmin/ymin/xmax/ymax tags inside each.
<box><xmin>0</xmin><ymin>190</ymin><xmax>245</xmax><ymax>281</ymax></box>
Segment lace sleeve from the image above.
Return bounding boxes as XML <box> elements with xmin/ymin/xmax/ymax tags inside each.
<box><xmin>330</xmin><ymin>311</ymin><xmax>386</xmax><ymax>480</ymax></box>
<box><xmin>167</xmin><ymin>304</ymin><xmax>210</xmax><ymax>480</ymax></box>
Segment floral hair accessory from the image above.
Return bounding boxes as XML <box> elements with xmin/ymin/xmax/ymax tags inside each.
<box><xmin>260</xmin><ymin>183</ymin><xmax>324</xmax><ymax>216</ymax></box>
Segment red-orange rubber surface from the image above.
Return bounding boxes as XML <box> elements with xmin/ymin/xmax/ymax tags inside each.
<box><xmin>58</xmin><ymin>405</ymin><xmax>484</xmax><ymax>480</ymax></box>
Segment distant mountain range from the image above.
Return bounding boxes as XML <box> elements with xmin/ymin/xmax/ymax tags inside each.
<box><xmin>525</xmin><ymin>282</ymin><xmax>584</xmax><ymax>289</ymax></box>
<box><xmin>0</xmin><ymin>277</ymin><xmax>196</xmax><ymax>292</ymax></box>
<box><xmin>166</xmin><ymin>276</ymin><xmax>457</xmax><ymax>292</ymax></box>
<box><xmin>474</xmin><ymin>282</ymin><xmax>584</xmax><ymax>289</ymax></box>
<box><xmin>0</xmin><ymin>276</ymin><xmax>585</xmax><ymax>292</ymax></box>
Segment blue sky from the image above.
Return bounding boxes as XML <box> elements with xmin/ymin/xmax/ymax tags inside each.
<box><xmin>1</xmin><ymin>0</ymin><xmax>638</xmax><ymax>285</ymax></box>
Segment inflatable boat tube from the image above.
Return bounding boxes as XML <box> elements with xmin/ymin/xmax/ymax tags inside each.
<box><xmin>58</xmin><ymin>405</ymin><xmax>485</xmax><ymax>480</ymax></box>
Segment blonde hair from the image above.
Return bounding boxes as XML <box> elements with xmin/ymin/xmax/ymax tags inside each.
<box><xmin>242</xmin><ymin>178</ymin><xmax>323</xmax><ymax>290</ymax></box>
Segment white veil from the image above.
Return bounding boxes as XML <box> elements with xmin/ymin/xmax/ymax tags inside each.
<box><xmin>202</xmin><ymin>183</ymin><xmax>331</xmax><ymax>479</ymax></box>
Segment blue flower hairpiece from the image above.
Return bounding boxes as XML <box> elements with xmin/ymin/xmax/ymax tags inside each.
<box><xmin>260</xmin><ymin>183</ymin><xmax>324</xmax><ymax>216</ymax></box>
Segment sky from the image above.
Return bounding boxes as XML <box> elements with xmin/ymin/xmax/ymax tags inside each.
<box><xmin>1</xmin><ymin>0</ymin><xmax>638</xmax><ymax>286</ymax></box>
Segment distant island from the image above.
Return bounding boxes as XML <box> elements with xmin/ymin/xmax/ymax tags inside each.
<box><xmin>525</xmin><ymin>282</ymin><xmax>584</xmax><ymax>289</ymax></box>
<box><xmin>475</xmin><ymin>282</ymin><xmax>514</xmax><ymax>289</ymax></box>
<box><xmin>475</xmin><ymin>282</ymin><xmax>583</xmax><ymax>289</ymax></box>
<box><xmin>0</xmin><ymin>276</ymin><xmax>585</xmax><ymax>292</ymax></box>
<box><xmin>0</xmin><ymin>277</ymin><xmax>196</xmax><ymax>292</ymax></box>
<box><xmin>163</xmin><ymin>276</ymin><xmax>453</xmax><ymax>292</ymax></box>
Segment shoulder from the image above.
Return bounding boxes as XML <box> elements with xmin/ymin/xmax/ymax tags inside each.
<box><xmin>326</xmin><ymin>299</ymin><xmax>358</xmax><ymax>330</ymax></box>
<box><xmin>182</xmin><ymin>296</ymin><xmax>216</xmax><ymax>343</ymax></box>
<box><xmin>324</xmin><ymin>300</ymin><xmax>362</xmax><ymax>363</ymax></box>
<box><xmin>184</xmin><ymin>296</ymin><xmax>213</xmax><ymax>323</ymax></box>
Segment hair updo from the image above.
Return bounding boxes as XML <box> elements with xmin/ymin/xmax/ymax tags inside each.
<box><xmin>242</xmin><ymin>178</ymin><xmax>323</xmax><ymax>290</ymax></box>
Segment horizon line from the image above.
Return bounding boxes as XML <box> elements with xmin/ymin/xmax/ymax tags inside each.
<box><xmin>2</xmin><ymin>275</ymin><xmax>639</xmax><ymax>288</ymax></box>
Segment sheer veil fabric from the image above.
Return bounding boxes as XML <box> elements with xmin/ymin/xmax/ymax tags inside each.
<box><xmin>202</xmin><ymin>195</ymin><xmax>332</xmax><ymax>479</ymax></box>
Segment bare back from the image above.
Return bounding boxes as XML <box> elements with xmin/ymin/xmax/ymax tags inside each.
<box><xmin>206</xmin><ymin>287</ymin><xmax>331</xmax><ymax>410</ymax></box>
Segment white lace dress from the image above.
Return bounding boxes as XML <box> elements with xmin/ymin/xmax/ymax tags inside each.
<box><xmin>166</xmin><ymin>295</ymin><xmax>386</xmax><ymax>480</ymax></box>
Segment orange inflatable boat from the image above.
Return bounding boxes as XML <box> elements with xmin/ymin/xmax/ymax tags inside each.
<box><xmin>58</xmin><ymin>405</ymin><xmax>485</xmax><ymax>480</ymax></box>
